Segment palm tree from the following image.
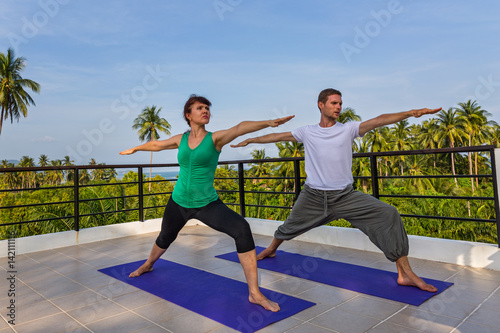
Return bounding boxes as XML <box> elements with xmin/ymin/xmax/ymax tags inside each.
<box><xmin>18</xmin><ymin>155</ymin><xmax>35</xmax><ymax>188</ymax></box>
<box><xmin>338</xmin><ymin>107</ymin><xmax>362</xmax><ymax>123</ymax></box>
<box><xmin>249</xmin><ymin>149</ymin><xmax>271</xmax><ymax>181</ymax></box>
<box><xmin>352</xmin><ymin>136</ymin><xmax>372</xmax><ymax>192</ymax></box>
<box><xmin>389</xmin><ymin>120</ymin><xmax>413</xmax><ymax>175</ymax></box>
<box><xmin>132</xmin><ymin>105</ymin><xmax>171</xmax><ymax>191</ymax></box>
<box><xmin>435</xmin><ymin>108</ymin><xmax>469</xmax><ymax>186</ymax></box>
<box><xmin>365</xmin><ymin>126</ymin><xmax>390</xmax><ymax>176</ymax></box>
<box><xmin>456</xmin><ymin>100</ymin><xmax>497</xmax><ymax>189</ymax></box>
<box><xmin>62</xmin><ymin>155</ymin><xmax>74</xmax><ymax>183</ymax></box>
<box><xmin>249</xmin><ymin>149</ymin><xmax>271</xmax><ymax>218</ymax></box>
<box><xmin>48</xmin><ymin>160</ymin><xmax>64</xmax><ymax>186</ymax></box>
<box><xmin>418</xmin><ymin>119</ymin><xmax>440</xmax><ymax>171</ymax></box>
<box><xmin>0</xmin><ymin>48</ymin><xmax>41</xmax><ymax>135</ymax></box>
<box><xmin>79</xmin><ymin>169</ymin><xmax>91</xmax><ymax>185</ymax></box>
<box><xmin>407</xmin><ymin>155</ymin><xmax>434</xmax><ymax>195</ymax></box>
<box><xmin>275</xmin><ymin>141</ymin><xmax>304</xmax><ymax>193</ymax></box>
<box><xmin>1</xmin><ymin>159</ymin><xmax>16</xmax><ymax>189</ymax></box>
<box><xmin>489</xmin><ymin>125</ymin><xmax>500</xmax><ymax>148</ymax></box>
<box><xmin>38</xmin><ymin>154</ymin><xmax>49</xmax><ymax>186</ymax></box>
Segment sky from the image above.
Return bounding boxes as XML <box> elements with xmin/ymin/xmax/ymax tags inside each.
<box><xmin>1</xmin><ymin>0</ymin><xmax>499</xmax><ymax>166</ymax></box>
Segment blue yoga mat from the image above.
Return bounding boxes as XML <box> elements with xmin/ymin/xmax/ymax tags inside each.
<box><xmin>99</xmin><ymin>259</ymin><xmax>315</xmax><ymax>333</ymax></box>
<box><xmin>216</xmin><ymin>247</ymin><xmax>454</xmax><ymax>306</ymax></box>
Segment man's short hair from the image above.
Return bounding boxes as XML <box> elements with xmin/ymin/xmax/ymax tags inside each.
<box><xmin>317</xmin><ymin>88</ymin><xmax>342</xmax><ymax>105</ymax></box>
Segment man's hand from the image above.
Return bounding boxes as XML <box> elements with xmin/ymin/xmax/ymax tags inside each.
<box><xmin>269</xmin><ymin>115</ymin><xmax>294</xmax><ymax>127</ymax></box>
<box><xmin>231</xmin><ymin>139</ymin><xmax>251</xmax><ymax>148</ymax></box>
<box><xmin>119</xmin><ymin>148</ymin><xmax>136</xmax><ymax>155</ymax></box>
<box><xmin>412</xmin><ymin>107</ymin><xmax>442</xmax><ymax>118</ymax></box>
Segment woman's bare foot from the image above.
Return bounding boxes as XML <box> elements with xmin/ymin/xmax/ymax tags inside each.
<box><xmin>129</xmin><ymin>263</ymin><xmax>153</xmax><ymax>278</ymax></box>
<box><xmin>256</xmin><ymin>247</ymin><xmax>276</xmax><ymax>260</ymax></box>
<box><xmin>249</xmin><ymin>292</ymin><xmax>280</xmax><ymax>312</ymax></box>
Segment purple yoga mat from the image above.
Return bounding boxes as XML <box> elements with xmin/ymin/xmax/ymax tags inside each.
<box><xmin>99</xmin><ymin>259</ymin><xmax>315</xmax><ymax>333</ymax></box>
<box><xmin>216</xmin><ymin>246</ymin><xmax>454</xmax><ymax>306</ymax></box>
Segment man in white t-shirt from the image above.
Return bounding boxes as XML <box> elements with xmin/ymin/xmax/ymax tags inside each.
<box><xmin>232</xmin><ymin>88</ymin><xmax>441</xmax><ymax>292</ymax></box>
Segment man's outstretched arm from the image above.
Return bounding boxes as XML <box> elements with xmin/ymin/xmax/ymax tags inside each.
<box><xmin>359</xmin><ymin>107</ymin><xmax>442</xmax><ymax>136</ymax></box>
<box><xmin>231</xmin><ymin>131</ymin><xmax>296</xmax><ymax>147</ymax></box>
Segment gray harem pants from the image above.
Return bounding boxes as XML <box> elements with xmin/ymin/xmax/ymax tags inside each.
<box><xmin>275</xmin><ymin>184</ymin><xmax>409</xmax><ymax>262</ymax></box>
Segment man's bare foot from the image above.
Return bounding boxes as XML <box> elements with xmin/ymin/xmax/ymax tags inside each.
<box><xmin>396</xmin><ymin>256</ymin><xmax>437</xmax><ymax>292</ymax></box>
<box><xmin>256</xmin><ymin>247</ymin><xmax>276</xmax><ymax>260</ymax></box>
<box><xmin>129</xmin><ymin>263</ymin><xmax>153</xmax><ymax>278</ymax></box>
<box><xmin>397</xmin><ymin>272</ymin><xmax>437</xmax><ymax>292</ymax></box>
<box><xmin>249</xmin><ymin>292</ymin><xmax>280</xmax><ymax>312</ymax></box>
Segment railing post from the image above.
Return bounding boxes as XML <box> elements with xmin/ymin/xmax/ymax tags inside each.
<box><xmin>238</xmin><ymin>162</ymin><xmax>246</xmax><ymax>217</ymax></box>
<box><xmin>74</xmin><ymin>167</ymin><xmax>80</xmax><ymax>231</ymax></box>
<box><xmin>370</xmin><ymin>154</ymin><xmax>380</xmax><ymax>199</ymax></box>
<box><xmin>492</xmin><ymin>148</ymin><xmax>500</xmax><ymax>247</ymax></box>
<box><xmin>138</xmin><ymin>167</ymin><xmax>144</xmax><ymax>222</ymax></box>
<box><xmin>294</xmin><ymin>159</ymin><xmax>301</xmax><ymax>201</ymax></box>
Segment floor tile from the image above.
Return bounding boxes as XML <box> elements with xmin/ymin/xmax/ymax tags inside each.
<box><xmin>13</xmin><ymin>313</ymin><xmax>89</xmax><ymax>333</ymax></box>
<box><xmin>387</xmin><ymin>307</ymin><xmax>462</xmax><ymax>333</ymax></box>
<box><xmin>310</xmin><ymin>307</ymin><xmax>380</xmax><ymax>333</ymax></box>
<box><xmin>157</xmin><ymin>311</ymin><xmax>221</xmax><ymax>333</ymax></box>
<box><xmin>339</xmin><ymin>295</ymin><xmax>406</xmax><ymax>319</ymax></box>
<box><xmin>86</xmin><ymin>312</ymin><xmax>154</xmax><ymax>333</ymax></box>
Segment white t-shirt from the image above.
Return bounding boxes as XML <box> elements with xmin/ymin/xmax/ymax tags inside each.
<box><xmin>292</xmin><ymin>122</ymin><xmax>361</xmax><ymax>190</ymax></box>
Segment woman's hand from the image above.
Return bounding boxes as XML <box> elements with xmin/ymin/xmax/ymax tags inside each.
<box><xmin>269</xmin><ymin>115</ymin><xmax>295</xmax><ymax>127</ymax></box>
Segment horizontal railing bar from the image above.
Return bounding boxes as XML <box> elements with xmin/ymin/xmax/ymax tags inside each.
<box><xmin>79</xmin><ymin>208</ymin><xmax>138</xmax><ymax>217</ymax></box>
<box><xmin>0</xmin><ymin>200</ymin><xmax>74</xmax><ymax>210</ymax></box>
<box><xmin>144</xmin><ymin>205</ymin><xmax>167</xmax><ymax>210</ymax></box>
<box><xmin>378</xmin><ymin>174</ymin><xmax>492</xmax><ymax>179</ymax></box>
<box><xmin>79</xmin><ymin>195</ymin><xmax>138</xmax><ymax>203</ymax></box>
<box><xmin>380</xmin><ymin>194</ymin><xmax>495</xmax><ymax>201</ymax></box>
<box><xmin>245</xmin><ymin>204</ymin><xmax>293</xmax><ymax>210</ymax></box>
<box><xmin>243</xmin><ymin>190</ymin><xmax>296</xmax><ymax>195</ymax></box>
<box><xmin>143</xmin><ymin>192</ymin><xmax>173</xmax><ymax>197</ymax></box>
<box><xmin>0</xmin><ymin>185</ymin><xmax>73</xmax><ymax>193</ymax></box>
<box><xmin>0</xmin><ymin>215</ymin><xmax>75</xmax><ymax>226</ymax></box>
<box><xmin>400</xmin><ymin>214</ymin><xmax>495</xmax><ymax>223</ymax></box>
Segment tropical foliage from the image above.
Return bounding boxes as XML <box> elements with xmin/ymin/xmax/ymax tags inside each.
<box><xmin>1</xmin><ymin>100</ymin><xmax>499</xmax><ymax>245</ymax></box>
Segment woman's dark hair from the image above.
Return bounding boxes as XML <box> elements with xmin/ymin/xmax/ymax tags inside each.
<box><xmin>183</xmin><ymin>94</ymin><xmax>212</xmax><ymax>126</ymax></box>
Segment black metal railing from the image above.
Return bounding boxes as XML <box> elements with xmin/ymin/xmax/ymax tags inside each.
<box><xmin>1</xmin><ymin>145</ymin><xmax>499</xmax><ymax>245</ymax></box>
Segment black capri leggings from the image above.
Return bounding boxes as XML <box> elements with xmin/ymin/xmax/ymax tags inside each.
<box><xmin>155</xmin><ymin>197</ymin><xmax>255</xmax><ymax>253</ymax></box>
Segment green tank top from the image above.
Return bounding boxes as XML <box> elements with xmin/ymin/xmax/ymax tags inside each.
<box><xmin>172</xmin><ymin>132</ymin><xmax>221</xmax><ymax>208</ymax></box>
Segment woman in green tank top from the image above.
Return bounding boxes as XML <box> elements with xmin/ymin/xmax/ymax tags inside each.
<box><xmin>120</xmin><ymin>94</ymin><xmax>293</xmax><ymax>312</ymax></box>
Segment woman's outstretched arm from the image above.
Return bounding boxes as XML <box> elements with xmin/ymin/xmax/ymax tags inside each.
<box><xmin>212</xmin><ymin>116</ymin><xmax>294</xmax><ymax>151</ymax></box>
<box><xmin>119</xmin><ymin>134</ymin><xmax>183</xmax><ymax>155</ymax></box>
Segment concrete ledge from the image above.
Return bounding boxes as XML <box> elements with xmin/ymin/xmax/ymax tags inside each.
<box><xmin>0</xmin><ymin>218</ymin><xmax>199</xmax><ymax>257</ymax></box>
<box><xmin>1</xmin><ymin>218</ymin><xmax>499</xmax><ymax>271</ymax></box>
<box><xmin>246</xmin><ymin>218</ymin><xmax>500</xmax><ymax>271</ymax></box>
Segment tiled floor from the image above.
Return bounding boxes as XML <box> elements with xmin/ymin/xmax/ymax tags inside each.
<box><xmin>1</xmin><ymin>225</ymin><xmax>500</xmax><ymax>333</ymax></box>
